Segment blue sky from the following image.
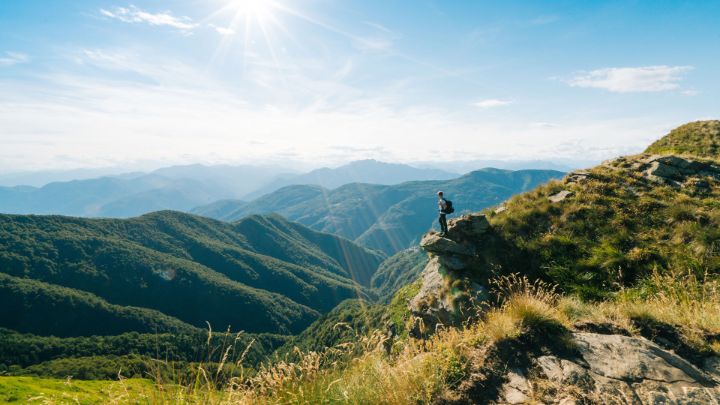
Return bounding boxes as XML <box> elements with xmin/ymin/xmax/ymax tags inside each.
<box><xmin>0</xmin><ymin>0</ymin><xmax>718</xmax><ymax>171</ymax></box>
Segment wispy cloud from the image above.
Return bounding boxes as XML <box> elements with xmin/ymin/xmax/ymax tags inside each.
<box><xmin>209</xmin><ymin>24</ymin><xmax>236</xmax><ymax>36</ymax></box>
<box><xmin>363</xmin><ymin>21</ymin><xmax>394</xmax><ymax>34</ymax></box>
<box><xmin>0</xmin><ymin>52</ymin><xmax>29</xmax><ymax>67</ymax></box>
<box><xmin>100</xmin><ymin>6</ymin><xmax>198</xmax><ymax>31</ymax></box>
<box><xmin>353</xmin><ymin>37</ymin><xmax>393</xmax><ymax>51</ymax></box>
<box><xmin>567</xmin><ymin>66</ymin><xmax>693</xmax><ymax>93</ymax></box>
<box><xmin>473</xmin><ymin>99</ymin><xmax>512</xmax><ymax>108</ymax></box>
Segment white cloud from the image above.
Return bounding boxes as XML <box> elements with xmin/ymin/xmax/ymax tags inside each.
<box><xmin>363</xmin><ymin>21</ymin><xmax>394</xmax><ymax>34</ymax></box>
<box><xmin>473</xmin><ymin>99</ymin><xmax>512</xmax><ymax>108</ymax></box>
<box><xmin>0</xmin><ymin>49</ymin><xmax>691</xmax><ymax>172</ymax></box>
<box><xmin>567</xmin><ymin>66</ymin><xmax>693</xmax><ymax>93</ymax></box>
<box><xmin>211</xmin><ymin>25</ymin><xmax>236</xmax><ymax>36</ymax></box>
<box><xmin>0</xmin><ymin>52</ymin><xmax>29</xmax><ymax>66</ymax></box>
<box><xmin>100</xmin><ymin>6</ymin><xmax>198</xmax><ymax>30</ymax></box>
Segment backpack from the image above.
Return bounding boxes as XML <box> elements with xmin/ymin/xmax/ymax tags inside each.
<box><xmin>444</xmin><ymin>199</ymin><xmax>455</xmax><ymax>214</ymax></box>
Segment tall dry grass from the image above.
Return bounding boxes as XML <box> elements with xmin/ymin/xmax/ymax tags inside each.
<box><xmin>137</xmin><ymin>271</ymin><xmax>720</xmax><ymax>404</ymax></box>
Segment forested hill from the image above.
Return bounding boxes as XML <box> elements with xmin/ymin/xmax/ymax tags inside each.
<box><xmin>193</xmin><ymin>168</ymin><xmax>565</xmax><ymax>255</ymax></box>
<box><xmin>0</xmin><ymin>211</ymin><xmax>384</xmax><ymax>337</ymax></box>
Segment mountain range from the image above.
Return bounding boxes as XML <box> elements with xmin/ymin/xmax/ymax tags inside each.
<box><xmin>0</xmin><ymin>160</ymin><xmax>461</xmax><ymax>218</ymax></box>
<box><xmin>193</xmin><ymin>168</ymin><xmax>565</xmax><ymax>255</ymax></box>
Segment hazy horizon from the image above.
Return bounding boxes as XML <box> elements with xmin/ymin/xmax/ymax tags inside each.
<box><xmin>1</xmin><ymin>1</ymin><xmax>718</xmax><ymax>172</ymax></box>
<box><xmin>0</xmin><ymin>156</ymin><xmax>589</xmax><ymax>188</ymax></box>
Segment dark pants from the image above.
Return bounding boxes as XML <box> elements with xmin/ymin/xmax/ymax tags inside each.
<box><xmin>439</xmin><ymin>213</ymin><xmax>448</xmax><ymax>234</ymax></box>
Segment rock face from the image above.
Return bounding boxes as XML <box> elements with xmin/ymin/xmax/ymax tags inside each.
<box><xmin>499</xmin><ymin>332</ymin><xmax>720</xmax><ymax>404</ymax></box>
<box><xmin>408</xmin><ymin>214</ymin><xmax>490</xmax><ymax>335</ymax></box>
<box><xmin>634</xmin><ymin>154</ymin><xmax>720</xmax><ymax>187</ymax></box>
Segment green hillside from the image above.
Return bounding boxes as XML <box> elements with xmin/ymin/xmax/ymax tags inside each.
<box><xmin>646</xmin><ymin>120</ymin><xmax>720</xmax><ymax>158</ymax></box>
<box><xmin>370</xmin><ymin>248</ymin><xmax>427</xmax><ymax>302</ymax></box>
<box><xmin>0</xmin><ymin>211</ymin><xmax>383</xmax><ymax>335</ymax></box>
<box><xmin>193</xmin><ymin>169</ymin><xmax>564</xmax><ymax>255</ymax></box>
<box><xmin>480</xmin><ymin>151</ymin><xmax>720</xmax><ymax>299</ymax></box>
<box><xmin>0</xmin><ymin>273</ymin><xmax>198</xmax><ymax>337</ymax></box>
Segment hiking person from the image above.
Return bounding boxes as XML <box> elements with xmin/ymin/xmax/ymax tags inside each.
<box><xmin>437</xmin><ymin>191</ymin><xmax>453</xmax><ymax>236</ymax></box>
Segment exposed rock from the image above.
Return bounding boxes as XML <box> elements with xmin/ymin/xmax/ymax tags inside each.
<box><xmin>438</xmin><ymin>255</ymin><xmax>467</xmax><ymax>271</ymax></box>
<box><xmin>408</xmin><ymin>257</ymin><xmax>450</xmax><ymax>330</ymax></box>
<box><xmin>410</xmin><ymin>214</ymin><xmax>492</xmax><ymax>335</ymax></box>
<box><xmin>420</xmin><ymin>233</ymin><xmax>476</xmax><ymax>256</ymax></box>
<box><xmin>531</xmin><ymin>332</ymin><xmax>720</xmax><ymax>403</ymax></box>
<box><xmin>636</xmin><ymin>154</ymin><xmax>720</xmax><ymax>186</ymax></box>
<box><xmin>549</xmin><ymin>190</ymin><xmax>573</xmax><ymax>203</ymax></box>
<box><xmin>446</xmin><ymin>213</ymin><xmax>490</xmax><ymax>239</ymax></box>
<box><xmin>407</xmin><ymin>256</ymin><xmax>486</xmax><ymax>337</ymax></box>
<box><xmin>494</xmin><ymin>205</ymin><xmax>507</xmax><ymax>214</ymax></box>
<box><xmin>565</xmin><ymin>171</ymin><xmax>591</xmax><ymax>184</ymax></box>
<box><xmin>501</xmin><ymin>370</ymin><xmax>531</xmax><ymax>404</ymax></box>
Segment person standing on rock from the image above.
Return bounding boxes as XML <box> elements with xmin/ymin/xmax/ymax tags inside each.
<box><xmin>437</xmin><ymin>191</ymin><xmax>452</xmax><ymax>236</ymax></box>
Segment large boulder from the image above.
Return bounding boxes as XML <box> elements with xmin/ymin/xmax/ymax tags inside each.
<box><xmin>499</xmin><ymin>332</ymin><xmax>720</xmax><ymax>403</ymax></box>
<box><xmin>420</xmin><ymin>233</ymin><xmax>476</xmax><ymax>256</ymax></box>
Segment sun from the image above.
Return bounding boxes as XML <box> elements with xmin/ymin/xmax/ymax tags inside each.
<box><xmin>228</xmin><ymin>0</ymin><xmax>279</xmax><ymax>24</ymax></box>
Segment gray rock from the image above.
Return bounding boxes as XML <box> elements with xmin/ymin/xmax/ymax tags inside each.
<box><xmin>438</xmin><ymin>255</ymin><xmax>466</xmax><ymax>270</ymax></box>
<box><xmin>447</xmin><ymin>213</ymin><xmax>490</xmax><ymax>239</ymax></box>
<box><xmin>565</xmin><ymin>171</ymin><xmax>590</xmax><ymax>184</ymax></box>
<box><xmin>534</xmin><ymin>332</ymin><xmax>720</xmax><ymax>403</ymax></box>
<box><xmin>420</xmin><ymin>233</ymin><xmax>476</xmax><ymax>256</ymax></box>
<box><xmin>501</xmin><ymin>370</ymin><xmax>531</xmax><ymax>404</ymax></box>
<box><xmin>408</xmin><ymin>256</ymin><xmax>487</xmax><ymax>334</ymax></box>
<box><xmin>549</xmin><ymin>190</ymin><xmax>573</xmax><ymax>203</ymax></box>
<box><xmin>408</xmin><ymin>257</ymin><xmax>453</xmax><ymax>327</ymax></box>
<box><xmin>640</xmin><ymin>155</ymin><xmax>720</xmax><ymax>185</ymax></box>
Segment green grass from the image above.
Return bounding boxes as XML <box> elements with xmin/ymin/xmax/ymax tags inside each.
<box><xmin>478</xmin><ymin>152</ymin><xmax>720</xmax><ymax>299</ymax></box>
<box><xmin>0</xmin><ymin>376</ymin><xmax>153</xmax><ymax>404</ymax></box>
<box><xmin>645</xmin><ymin>120</ymin><xmax>720</xmax><ymax>158</ymax></box>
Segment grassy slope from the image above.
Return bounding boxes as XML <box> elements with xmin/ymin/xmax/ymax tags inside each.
<box><xmin>481</xmin><ymin>153</ymin><xmax>720</xmax><ymax>299</ymax></box>
<box><xmin>646</xmin><ymin>120</ymin><xmax>720</xmax><ymax>158</ymax></box>
<box><xmin>0</xmin><ymin>376</ymin><xmax>154</xmax><ymax>404</ymax></box>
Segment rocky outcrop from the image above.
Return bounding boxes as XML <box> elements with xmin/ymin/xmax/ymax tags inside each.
<box><xmin>408</xmin><ymin>214</ymin><xmax>490</xmax><ymax>336</ymax></box>
<box><xmin>498</xmin><ymin>332</ymin><xmax>720</xmax><ymax>404</ymax></box>
<box><xmin>634</xmin><ymin>154</ymin><xmax>720</xmax><ymax>188</ymax></box>
<box><xmin>548</xmin><ymin>190</ymin><xmax>573</xmax><ymax>203</ymax></box>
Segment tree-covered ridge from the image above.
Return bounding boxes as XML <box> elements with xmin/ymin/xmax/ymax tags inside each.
<box><xmin>645</xmin><ymin>120</ymin><xmax>720</xmax><ymax>158</ymax></box>
<box><xmin>0</xmin><ymin>211</ymin><xmax>382</xmax><ymax>335</ymax></box>
<box><xmin>193</xmin><ymin>169</ymin><xmax>564</xmax><ymax>255</ymax></box>
<box><xmin>0</xmin><ymin>273</ymin><xmax>198</xmax><ymax>337</ymax></box>
<box><xmin>0</xmin><ymin>328</ymin><xmax>289</xmax><ymax>377</ymax></box>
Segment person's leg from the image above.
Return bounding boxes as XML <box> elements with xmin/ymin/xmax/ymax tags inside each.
<box><xmin>439</xmin><ymin>214</ymin><xmax>448</xmax><ymax>235</ymax></box>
